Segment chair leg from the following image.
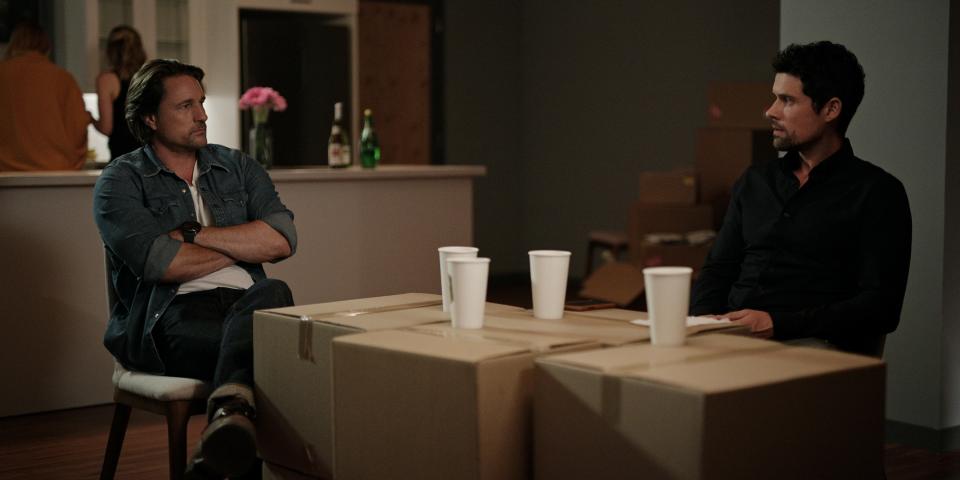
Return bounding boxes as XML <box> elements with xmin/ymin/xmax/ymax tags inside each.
<box><xmin>100</xmin><ymin>403</ymin><xmax>132</xmax><ymax>480</ymax></box>
<box><xmin>166</xmin><ymin>400</ymin><xmax>195</xmax><ymax>480</ymax></box>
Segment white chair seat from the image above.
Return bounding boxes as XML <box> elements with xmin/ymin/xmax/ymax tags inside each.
<box><xmin>112</xmin><ymin>363</ymin><xmax>210</xmax><ymax>402</ymax></box>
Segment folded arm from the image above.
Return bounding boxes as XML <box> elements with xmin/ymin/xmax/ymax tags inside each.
<box><xmin>169</xmin><ymin>219</ymin><xmax>291</xmax><ymax>264</ymax></box>
<box><xmin>159</xmin><ymin>243</ymin><xmax>236</xmax><ymax>283</ymax></box>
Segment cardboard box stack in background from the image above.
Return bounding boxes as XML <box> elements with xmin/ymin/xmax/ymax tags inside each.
<box><xmin>580</xmin><ymin>177</ymin><xmax>714</xmax><ymax>306</ymax></box>
<box><xmin>581</xmin><ymin>82</ymin><xmax>778</xmax><ymax>306</ymax></box>
<box><xmin>534</xmin><ymin>334</ymin><xmax>886</xmax><ymax>480</ymax></box>
<box><xmin>698</xmin><ymin>82</ymin><xmax>779</xmax><ymax>226</ymax></box>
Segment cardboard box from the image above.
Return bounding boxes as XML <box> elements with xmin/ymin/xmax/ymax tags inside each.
<box><xmin>263</xmin><ymin>461</ymin><xmax>317</xmax><ymax>480</ymax></box>
<box><xmin>705</xmin><ymin>82</ymin><xmax>773</xmax><ymax>129</ymax></box>
<box><xmin>639</xmin><ymin>241</ymin><xmax>713</xmax><ymax>270</ymax></box>
<box><xmin>695</xmin><ymin>127</ymin><xmax>778</xmax><ymax>228</ymax></box>
<box><xmin>579</xmin><ymin>261</ymin><xmax>646</xmax><ymax>306</ymax></box>
<box><xmin>534</xmin><ymin>334</ymin><xmax>885</xmax><ymax>480</ymax></box>
<box><xmin>331</xmin><ymin>327</ymin><xmax>601</xmax><ymax>480</ymax></box>
<box><xmin>638</xmin><ymin>169</ymin><xmax>698</xmax><ymax>205</ymax></box>
<box><xmin>254</xmin><ymin>293</ymin><xmax>525</xmax><ymax>478</ymax></box>
<box><xmin>627</xmin><ymin>203</ymin><xmax>713</xmax><ymax>261</ymax></box>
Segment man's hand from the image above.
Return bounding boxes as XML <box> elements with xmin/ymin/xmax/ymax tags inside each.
<box><xmin>724</xmin><ymin>309</ymin><xmax>774</xmax><ymax>338</ymax></box>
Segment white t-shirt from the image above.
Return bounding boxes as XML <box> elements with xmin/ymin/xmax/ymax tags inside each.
<box><xmin>176</xmin><ymin>161</ymin><xmax>254</xmax><ymax>295</ymax></box>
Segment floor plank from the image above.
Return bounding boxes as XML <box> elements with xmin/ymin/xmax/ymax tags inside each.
<box><xmin>0</xmin><ymin>404</ymin><xmax>204</xmax><ymax>480</ymax></box>
<box><xmin>1</xmin><ymin>403</ymin><xmax>960</xmax><ymax>479</ymax></box>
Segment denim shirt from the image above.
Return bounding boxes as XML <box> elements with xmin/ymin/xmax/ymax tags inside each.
<box><xmin>93</xmin><ymin>144</ymin><xmax>297</xmax><ymax>373</ymax></box>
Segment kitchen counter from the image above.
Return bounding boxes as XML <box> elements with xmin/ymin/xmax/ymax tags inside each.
<box><xmin>0</xmin><ymin>164</ymin><xmax>485</xmax><ymax>417</ymax></box>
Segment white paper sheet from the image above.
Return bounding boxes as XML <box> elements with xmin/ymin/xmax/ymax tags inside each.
<box><xmin>631</xmin><ymin>316</ymin><xmax>731</xmax><ymax>327</ymax></box>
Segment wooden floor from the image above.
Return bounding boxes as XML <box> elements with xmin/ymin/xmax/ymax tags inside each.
<box><xmin>0</xmin><ymin>404</ymin><xmax>205</xmax><ymax>480</ymax></box>
<box><xmin>1</xmin><ymin>279</ymin><xmax>958</xmax><ymax>479</ymax></box>
<box><xmin>2</xmin><ymin>392</ymin><xmax>960</xmax><ymax>479</ymax></box>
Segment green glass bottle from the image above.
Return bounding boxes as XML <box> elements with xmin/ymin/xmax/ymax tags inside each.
<box><xmin>360</xmin><ymin>109</ymin><xmax>381</xmax><ymax>169</ymax></box>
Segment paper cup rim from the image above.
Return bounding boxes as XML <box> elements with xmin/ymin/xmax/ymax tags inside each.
<box><xmin>447</xmin><ymin>257</ymin><xmax>490</xmax><ymax>264</ymax></box>
<box><xmin>642</xmin><ymin>266</ymin><xmax>693</xmax><ymax>275</ymax></box>
<box><xmin>438</xmin><ymin>246</ymin><xmax>479</xmax><ymax>253</ymax></box>
<box><xmin>528</xmin><ymin>250</ymin><xmax>571</xmax><ymax>257</ymax></box>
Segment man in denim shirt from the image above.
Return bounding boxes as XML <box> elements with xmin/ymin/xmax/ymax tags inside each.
<box><xmin>93</xmin><ymin>59</ymin><xmax>296</xmax><ymax>479</ymax></box>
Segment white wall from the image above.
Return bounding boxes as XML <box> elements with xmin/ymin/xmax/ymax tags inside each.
<box><xmin>781</xmin><ymin>0</ymin><xmax>950</xmax><ymax>431</ymax></box>
<box><xmin>942</xmin><ymin>2</ymin><xmax>960</xmax><ymax>430</ymax></box>
<box><xmin>194</xmin><ymin>0</ymin><xmax>242</xmax><ymax>149</ymax></box>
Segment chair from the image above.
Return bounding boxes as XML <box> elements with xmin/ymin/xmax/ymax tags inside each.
<box><xmin>100</xmin><ymin>253</ymin><xmax>211</xmax><ymax>480</ymax></box>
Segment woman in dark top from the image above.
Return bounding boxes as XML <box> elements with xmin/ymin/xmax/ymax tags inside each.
<box><xmin>93</xmin><ymin>25</ymin><xmax>146</xmax><ymax>160</ymax></box>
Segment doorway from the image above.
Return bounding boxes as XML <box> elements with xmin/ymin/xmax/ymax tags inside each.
<box><xmin>240</xmin><ymin>9</ymin><xmax>352</xmax><ymax>167</ymax></box>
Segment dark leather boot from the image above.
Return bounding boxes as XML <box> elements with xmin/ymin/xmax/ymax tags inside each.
<box><xmin>185</xmin><ymin>398</ymin><xmax>257</xmax><ymax>479</ymax></box>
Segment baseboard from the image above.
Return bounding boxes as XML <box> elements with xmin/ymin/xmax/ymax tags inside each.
<box><xmin>886</xmin><ymin>419</ymin><xmax>960</xmax><ymax>451</ymax></box>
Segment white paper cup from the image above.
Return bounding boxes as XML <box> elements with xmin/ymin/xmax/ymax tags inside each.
<box><xmin>643</xmin><ymin>266</ymin><xmax>693</xmax><ymax>346</ymax></box>
<box><xmin>529</xmin><ymin>250</ymin><xmax>571</xmax><ymax>319</ymax></box>
<box><xmin>447</xmin><ymin>257</ymin><xmax>490</xmax><ymax>329</ymax></box>
<box><xmin>438</xmin><ymin>246</ymin><xmax>479</xmax><ymax>312</ymax></box>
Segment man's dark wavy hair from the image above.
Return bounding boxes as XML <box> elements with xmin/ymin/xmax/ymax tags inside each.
<box><xmin>125</xmin><ymin>59</ymin><xmax>205</xmax><ymax>145</ymax></box>
<box><xmin>772</xmin><ymin>41</ymin><xmax>865</xmax><ymax>136</ymax></box>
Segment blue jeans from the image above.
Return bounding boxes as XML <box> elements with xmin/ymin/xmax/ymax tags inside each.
<box><xmin>152</xmin><ymin>279</ymin><xmax>293</xmax><ymax>388</ymax></box>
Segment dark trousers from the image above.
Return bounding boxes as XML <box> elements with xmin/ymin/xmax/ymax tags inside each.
<box><xmin>153</xmin><ymin>279</ymin><xmax>293</xmax><ymax>389</ymax></box>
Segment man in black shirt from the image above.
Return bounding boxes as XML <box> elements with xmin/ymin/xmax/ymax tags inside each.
<box><xmin>690</xmin><ymin>41</ymin><xmax>911</xmax><ymax>356</ymax></box>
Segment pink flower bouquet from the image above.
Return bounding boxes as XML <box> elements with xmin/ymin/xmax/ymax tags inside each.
<box><xmin>239</xmin><ymin>86</ymin><xmax>288</xmax><ymax>124</ymax></box>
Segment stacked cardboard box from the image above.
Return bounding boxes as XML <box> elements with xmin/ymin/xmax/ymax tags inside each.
<box><xmin>581</xmin><ymin>82</ymin><xmax>778</xmax><ymax>306</ymax></box>
<box><xmin>534</xmin><ymin>334</ymin><xmax>886</xmax><ymax>479</ymax></box>
<box><xmin>579</xmin><ymin>177</ymin><xmax>714</xmax><ymax>306</ymax></box>
<box><xmin>330</xmin><ymin>311</ymin><xmax>740</xmax><ymax>480</ymax></box>
<box><xmin>698</xmin><ymin>82</ymin><xmax>779</xmax><ymax>226</ymax></box>
<box><xmin>256</xmin><ymin>295</ymin><xmax>742</xmax><ymax>479</ymax></box>
<box><xmin>254</xmin><ymin>293</ymin><xmax>525</xmax><ymax>479</ymax></box>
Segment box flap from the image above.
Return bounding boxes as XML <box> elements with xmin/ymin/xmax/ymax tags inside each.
<box><xmin>260</xmin><ymin>293</ymin><xmax>441</xmax><ymax>318</ymax></box>
<box><xmin>629</xmin><ymin>345</ymin><xmax>884</xmax><ymax>393</ymax></box>
<box><xmin>479</xmin><ymin>310</ymin><xmax>648</xmax><ymax>346</ymax></box>
<box><xmin>334</xmin><ymin>328</ymin><xmax>592</xmax><ymax>364</ymax></box>
<box><xmin>573</xmin><ymin>308</ymin><xmax>647</xmax><ymax>323</ymax></box>
<box><xmin>536</xmin><ymin>334</ymin><xmax>781</xmax><ymax>373</ymax></box>
<box><xmin>410</xmin><ymin>324</ymin><xmax>594</xmax><ymax>351</ymax></box>
<box><xmin>579</xmin><ymin>262</ymin><xmax>645</xmax><ymax>305</ymax></box>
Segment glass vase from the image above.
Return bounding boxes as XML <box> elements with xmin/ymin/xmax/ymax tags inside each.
<box><xmin>248</xmin><ymin>123</ymin><xmax>274</xmax><ymax>169</ymax></box>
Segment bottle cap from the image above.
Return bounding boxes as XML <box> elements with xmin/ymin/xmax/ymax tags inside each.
<box><xmin>364</xmin><ymin>108</ymin><xmax>372</xmax><ymax>116</ymax></box>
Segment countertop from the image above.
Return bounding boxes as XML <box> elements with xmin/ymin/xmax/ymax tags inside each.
<box><xmin>0</xmin><ymin>164</ymin><xmax>487</xmax><ymax>188</ymax></box>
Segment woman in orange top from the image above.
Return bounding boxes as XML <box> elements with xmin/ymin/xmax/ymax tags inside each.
<box><xmin>0</xmin><ymin>21</ymin><xmax>91</xmax><ymax>171</ymax></box>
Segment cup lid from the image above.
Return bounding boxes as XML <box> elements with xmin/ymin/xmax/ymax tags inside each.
<box><xmin>528</xmin><ymin>250</ymin><xmax>571</xmax><ymax>257</ymax></box>
<box><xmin>438</xmin><ymin>246</ymin><xmax>479</xmax><ymax>253</ymax></box>
<box><xmin>447</xmin><ymin>257</ymin><xmax>490</xmax><ymax>264</ymax></box>
<box><xmin>642</xmin><ymin>266</ymin><xmax>693</xmax><ymax>275</ymax></box>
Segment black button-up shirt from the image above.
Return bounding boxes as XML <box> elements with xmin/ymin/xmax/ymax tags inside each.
<box><xmin>690</xmin><ymin>140</ymin><xmax>911</xmax><ymax>348</ymax></box>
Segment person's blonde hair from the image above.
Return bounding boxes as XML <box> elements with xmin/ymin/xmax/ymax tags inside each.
<box><xmin>5</xmin><ymin>21</ymin><xmax>51</xmax><ymax>60</ymax></box>
<box><xmin>105</xmin><ymin>25</ymin><xmax>146</xmax><ymax>80</ymax></box>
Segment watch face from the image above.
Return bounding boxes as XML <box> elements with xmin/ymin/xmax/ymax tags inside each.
<box><xmin>181</xmin><ymin>221</ymin><xmax>201</xmax><ymax>243</ymax></box>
